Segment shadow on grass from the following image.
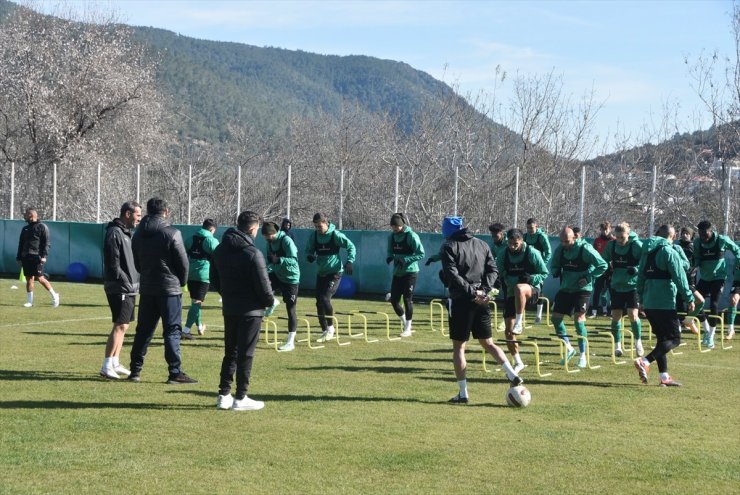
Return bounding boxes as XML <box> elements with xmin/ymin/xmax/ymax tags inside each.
<box><xmin>288</xmin><ymin>365</ymin><xmax>448</xmax><ymax>375</ymax></box>
<box><xmin>24</xmin><ymin>331</ymin><xmax>102</xmax><ymax>337</ymax></box>
<box><xmin>0</xmin><ymin>369</ymin><xmax>107</xmax><ymax>382</ymax></box>
<box><xmin>414</xmin><ymin>375</ymin><xmax>639</xmax><ymax>388</ymax></box>
<box><xmin>0</xmin><ymin>400</ymin><xmax>209</xmax><ymax>410</ymax></box>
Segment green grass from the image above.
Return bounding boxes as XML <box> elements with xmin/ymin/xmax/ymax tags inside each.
<box><xmin>0</xmin><ymin>278</ymin><xmax>738</xmax><ymax>494</ymax></box>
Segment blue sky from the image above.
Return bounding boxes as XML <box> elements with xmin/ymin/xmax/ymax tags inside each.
<box><xmin>67</xmin><ymin>1</ymin><xmax>735</xmax><ymax>151</ymax></box>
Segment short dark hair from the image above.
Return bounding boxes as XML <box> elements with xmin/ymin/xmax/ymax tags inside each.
<box><xmin>146</xmin><ymin>197</ymin><xmax>168</xmax><ymax>215</ymax></box>
<box><xmin>202</xmin><ymin>218</ymin><xmax>217</xmax><ymax>230</ymax></box>
<box><xmin>313</xmin><ymin>212</ymin><xmax>329</xmax><ymax>224</ymax></box>
<box><xmin>526</xmin><ymin>218</ymin><xmax>537</xmax><ymax>226</ymax></box>
<box><xmin>488</xmin><ymin>222</ymin><xmax>505</xmax><ymax>233</ymax></box>
<box><xmin>655</xmin><ymin>224</ymin><xmax>672</xmax><ymax>238</ymax></box>
<box><xmin>120</xmin><ymin>201</ymin><xmax>141</xmax><ymax>217</ymax></box>
<box><xmin>237</xmin><ymin>210</ymin><xmax>260</xmax><ymax>231</ymax></box>
<box><xmin>507</xmin><ymin>228</ymin><xmax>523</xmax><ymax>240</ymax></box>
<box><xmin>572</xmin><ymin>226</ymin><xmax>581</xmax><ymax>235</ymax></box>
<box><xmin>600</xmin><ymin>221</ymin><xmax>611</xmax><ymax>229</ymax></box>
<box><xmin>697</xmin><ymin>220</ymin><xmax>712</xmax><ymax>232</ymax></box>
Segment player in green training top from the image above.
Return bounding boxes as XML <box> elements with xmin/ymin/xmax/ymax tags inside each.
<box><xmin>386</xmin><ymin>213</ymin><xmax>425</xmax><ymax>337</ymax></box>
<box><xmin>524</xmin><ymin>218</ymin><xmax>551</xmax><ymax>323</ymax></box>
<box><xmin>182</xmin><ymin>218</ymin><xmax>219</xmax><ymax>339</ymax></box>
<box><xmin>728</xmin><ymin>261</ymin><xmax>739</xmax><ymax>340</ymax></box>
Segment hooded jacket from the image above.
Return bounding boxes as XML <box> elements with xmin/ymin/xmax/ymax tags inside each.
<box><xmin>602</xmin><ymin>231</ymin><xmax>642</xmax><ymax>292</ymax></box>
<box><xmin>550</xmin><ymin>238</ymin><xmax>608</xmax><ymax>293</ymax></box>
<box><xmin>692</xmin><ymin>232</ymin><xmax>740</xmax><ymax>282</ymax></box>
<box><xmin>499</xmin><ymin>241</ymin><xmax>549</xmax><ymax>299</ymax></box>
<box><xmin>210</xmin><ymin>227</ymin><xmax>274</xmax><ymax>316</ymax></box>
<box><xmin>132</xmin><ymin>214</ymin><xmax>188</xmax><ymax>296</ymax></box>
<box><xmin>387</xmin><ymin>225</ymin><xmax>425</xmax><ymax>276</ymax></box>
<box><xmin>103</xmin><ymin>218</ymin><xmax>139</xmax><ymax>295</ymax></box>
<box><xmin>280</xmin><ymin>218</ymin><xmax>296</xmax><ymax>242</ymax></box>
<box><xmin>523</xmin><ymin>227</ymin><xmax>552</xmax><ymax>265</ymax></box>
<box><xmin>304</xmin><ymin>223</ymin><xmax>356</xmax><ymax>277</ymax></box>
<box><xmin>185</xmin><ymin>227</ymin><xmax>220</xmax><ymax>283</ymax></box>
<box><xmin>441</xmin><ymin>229</ymin><xmax>498</xmax><ymax>300</ymax></box>
<box><xmin>637</xmin><ymin>236</ymin><xmax>693</xmax><ymax>310</ymax></box>
<box><xmin>265</xmin><ymin>230</ymin><xmax>300</xmax><ymax>285</ymax></box>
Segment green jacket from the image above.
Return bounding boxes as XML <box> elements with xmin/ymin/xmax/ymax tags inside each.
<box><xmin>637</xmin><ymin>236</ymin><xmax>693</xmax><ymax>310</ymax></box>
<box><xmin>550</xmin><ymin>238</ymin><xmax>608</xmax><ymax>293</ymax></box>
<box><xmin>602</xmin><ymin>232</ymin><xmax>642</xmax><ymax>292</ymax></box>
<box><xmin>185</xmin><ymin>227</ymin><xmax>219</xmax><ymax>282</ymax></box>
<box><xmin>387</xmin><ymin>226</ymin><xmax>425</xmax><ymax>276</ymax></box>
<box><xmin>490</xmin><ymin>238</ymin><xmax>507</xmax><ymax>266</ymax></box>
<box><xmin>523</xmin><ymin>228</ymin><xmax>552</xmax><ymax>265</ymax></box>
<box><xmin>692</xmin><ymin>233</ymin><xmax>740</xmax><ymax>282</ymax></box>
<box><xmin>305</xmin><ymin>223</ymin><xmax>356</xmax><ymax>276</ymax></box>
<box><xmin>499</xmin><ymin>242</ymin><xmax>549</xmax><ymax>299</ymax></box>
<box><xmin>671</xmin><ymin>243</ymin><xmax>691</xmax><ymax>273</ymax></box>
<box><xmin>265</xmin><ymin>230</ymin><xmax>300</xmax><ymax>285</ymax></box>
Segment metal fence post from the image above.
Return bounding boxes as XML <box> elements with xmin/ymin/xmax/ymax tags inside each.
<box><xmin>453</xmin><ymin>166</ymin><xmax>459</xmax><ymax>217</ymax></box>
<box><xmin>286</xmin><ymin>164</ymin><xmax>292</xmax><ymax>219</ymax></box>
<box><xmin>578</xmin><ymin>166</ymin><xmax>585</xmax><ymax>231</ymax></box>
<box><xmin>394</xmin><ymin>166</ymin><xmax>399</xmax><ymax>213</ymax></box>
<box><xmin>513</xmin><ymin>166</ymin><xmax>520</xmax><ymax>228</ymax></box>
<box><xmin>339</xmin><ymin>167</ymin><xmax>344</xmax><ymax>230</ymax></box>
<box><xmin>236</xmin><ymin>165</ymin><xmax>242</xmax><ymax>218</ymax></box>
<box><xmin>648</xmin><ymin>164</ymin><xmax>657</xmax><ymax>236</ymax></box>
<box><xmin>52</xmin><ymin>162</ymin><xmax>57</xmax><ymax>221</ymax></box>
<box><xmin>96</xmin><ymin>162</ymin><xmax>101</xmax><ymax>223</ymax></box>
<box><xmin>136</xmin><ymin>163</ymin><xmax>141</xmax><ymax>204</ymax></box>
<box><xmin>187</xmin><ymin>163</ymin><xmax>192</xmax><ymax>225</ymax></box>
<box><xmin>9</xmin><ymin>162</ymin><xmax>14</xmax><ymax>219</ymax></box>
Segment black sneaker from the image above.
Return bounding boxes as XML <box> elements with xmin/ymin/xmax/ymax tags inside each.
<box><xmin>167</xmin><ymin>373</ymin><xmax>198</xmax><ymax>385</ymax></box>
<box><xmin>510</xmin><ymin>375</ymin><xmax>524</xmax><ymax>387</ymax></box>
<box><xmin>615</xmin><ymin>349</ymin><xmax>623</xmax><ymax>358</ymax></box>
<box><xmin>127</xmin><ymin>372</ymin><xmax>141</xmax><ymax>383</ymax></box>
<box><xmin>448</xmin><ymin>394</ymin><xmax>469</xmax><ymax>404</ymax></box>
<box><xmin>180</xmin><ymin>331</ymin><xmax>195</xmax><ymax>341</ymax></box>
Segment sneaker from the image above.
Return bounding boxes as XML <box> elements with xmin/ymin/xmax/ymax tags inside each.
<box><xmin>509</xmin><ymin>375</ymin><xmax>524</xmax><ymax>387</ymax></box>
<box><xmin>534</xmin><ymin>316</ymin><xmax>542</xmax><ymax>324</ymax></box>
<box><xmin>23</xmin><ymin>302</ymin><xmax>32</xmax><ymax>308</ymax></box>
<box><xmin>232</xmin><ymin>396</ymin><xmax>265</xmax><ymax>411</ymax></box>
<box><xmin>707</xmin><ymin>336</ymin><xmax>715</xmax><ymax>349</ymax></box>
<box><xmin>264</xmin><ymin>299</ymin><xmax>281</xmax><ymax>317</ymax></box>
<box><xmin>512</xmin><ymin>321</ymin><xmax>523</xmax><ymax>335</ymax></box>
<box><xmin>167</xmin><ymin>373</ymin><xmax>198</xmax><ymax>385</ymax></box>
<box><xmin>726</xmin><ymin>328</ymin><xmax>735</xmax><ymax>340</ymax></box>
<box><xmin>316</xmin><ymin>331</ymin><xmax>335</xmax><ymax>343</ymax></box>
<box><xmin>99</xmin><ymin>366</ymin><xmax>120</xmax><ymax>379</ymax></box>
<box><xmin>588</xmin><ymin>311</ymin><xmax>597</xmax><ymax>319</ymax></box>
<box><xmin>701</xmin><ymin>332</ymin><xmax>710</xmax><ymax>346</ymax></box>
<box><xmin>278</xmin><ymin>342</ymin><xmax>295</xmax><ymax>352</ymax></box>
<box><xmin>127</xmin><ymin>372</ymin><xmax>141</xmax><ymax>383</ymax></box>
<box><xmin>180</xmin><ymin>331</ymin><xmax>195</xmax><ymax>341</ymax></box>
<box><xmin>559</xmin><ymin>348</ymin><xmax>577</xmax><ymax>365</ymax></box>
<box><xmin>216</xmin><ymin>394</ymin><xmax>234</xmax><ymax>410</ymax></box>
<box><xmin>615</xmin><ymin>349</ymin><xmax>623</xmax><ymax>358</ymax></box>
<box><xmin>635</xmin><ymin>340</ymin><xmax>644</xmax><ymax>357</ymax></box>
<box><xmin>634</xmin><ymin>358</ymin><xmax>650</xmax><ymax>384</ymax></box>
<box><xmin>513</xmin><ymin>362</ymin><xmax>526</xmax><ymax>374</ymax></box>
<box><xmin>197</xmin><ymin>324</ymin><xmax>206</xmax><ymax>336</ymax></box>
<box><xmin>448</xmin><ymin>393</ymin><xmax>469</xmax><ymax>404</ymax></box>
<box><xmin>51</xmin><ymin>293</ymin><xmax>60</xmax><ymax>307</ymax></box>
<box><xmin>659</xmin><ymin>376</ymin><xmax>682</xmax><ymax>387</ymax></box>
<box><xmin>577</xmin><ymin>356</ymin><xmax>587</xmax><ymax>368</ymax></box>
<box><xmin>113</xmin><ymin>364</ymin><xmax>131</xmax><ymax>376</ymax></box>
<box><xmin>399</xmin><ymin>329</ymin><xmax>412</xmax><ymax>338</ymax></box>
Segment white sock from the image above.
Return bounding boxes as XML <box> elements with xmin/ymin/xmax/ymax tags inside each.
<box><xmin>708</xmin><ymin>326</ymin><xmax>716</xmax><ymax>338</ymax></box>
<box><xmin>501</xmin><ymin>361</ymin><xmax>517</xmax><ymax>381</ymax></box>
<box><xmin>514</xmin><ymin>314</ymin><xmax>523</xmax><ymax>327</ymax></box>
<box><xmin>536</xmin><ymin>304</ymin><xmax>543</xmax><ymax>319</ymax></box>
<box><xmin>405</xmin><ymin>319</ymin><xmax>412</xmax><ymax>332</ymax></box>
<box><xmin>399</xmin><ymin>314</ymin><xmax>407</xmax><ymax>327</ymax></box>
<box><xmin>26</xmin><ymin>292</ymin><xmax>33</xmax><ymax>304</ymax></box>
<box><xmin>327</xmin><ymin>324</ymin><xmax>335</xmax><ymax>335</ymax></box>
<box><xmin>702</xmin><ymin>319</ymin><xmax>710</xmax><ymax>332</ymax></box>
<box><xmin>49</xmin><ymin>288</ymin><xmax>57</xmax><ymax>297</ymax></box>
<box><xmin>102</xmin><ymin>357</ymin><xmax>112</xmax><ymax>369</ymax></box>
<box><xmin>565</xmin><ymin>342</ymin><xmax>574</xmax><ymax>352</ymax></box>
<box><xmin>513</xmin><ymin>353</ymin><xmax>524</xmax><ymax>366</ymax></box>
<box><xmin>659</xmin><ymin>372</ymin><xmax>670</xmax><ymax>381</ymax></box>
<box><xmin>457</xmin><ymin>379</ymin><xmax>468</xmax><ymax>398</ymax></box>
<box><xmin>580</xmin><ymin>352</ymin><xmax>587</xmax><ymax>360</ymax></box>
<box><xmin>730</xmin><ymin>324</ymin><xmax>735</xmax><ymax>332</ymax></box>
<box><xmin>616</xmin><ymin>342</ymin><xmax>622</xmax><ymax>351</ymax></box>
<box><xmin>287</xmin><ymin>332</ymin><xmax>296</xmax><ymax>345</ymax></box>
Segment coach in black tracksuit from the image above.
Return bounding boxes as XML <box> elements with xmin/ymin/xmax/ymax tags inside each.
<box><xmin>129</xmin><ymin>198</ymin><xmax>196</xmax><ymax>384</ymax></box>
<box><xmin>16</xmin><ymin>208</ymin><xmax>59</xmax><ymax>307</ymax></box>
<box><xmin>441</xmin><ymin>216</ymin><xmax>523</xmax><ymax>405</ymax></box>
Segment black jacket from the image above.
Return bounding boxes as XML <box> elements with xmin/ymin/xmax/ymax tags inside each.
<box><xmin>17</xmin><ymin>221</ymin><xmax>50</xmax><ymax>259</ymax></box>
<box><xmin>103</xmin><ymin>218</ymin><xmax>139</xmax><ymax>295</ymax></box>
<box><xmin>210</xmin><ymin>227</ymin><xmax>274</xmax><ymax>316</ymax></box>
<box><xmin>441</xmin><ymin>229</ymin><xmax>498</xmax><ymax>300</ymax></box>
<box><xmin>132</xmin><ymin>214</ymin><xmax>188</xmax><ymax>296</ymax></box>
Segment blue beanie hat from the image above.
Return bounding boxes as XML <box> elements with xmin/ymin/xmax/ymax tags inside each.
<box><xmin>442</xmin><ymin>216</ymin><xmax>464</xmax><ymax>238</ymax></box>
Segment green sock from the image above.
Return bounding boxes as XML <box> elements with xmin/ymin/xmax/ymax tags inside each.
<box><xmin>194</xmin><ymin>303</ymin><xmax>202</xmax><ymax>326</ymax></box>
<box><xmin>729</xmin><ymin>306</ymin><xmax>737</xmax><ymax>326</ymax></box>
<box><xmin>574</xmin><ymin>320</ymin><xmax>587</xmax><ymax>354</ymax></box>
<box><xmin>631</xmin><ymin>319</ymin><xmax>642</xmax><ymax>340</ymax></box>
<box><xmin>611</xmin><ymin>319</ymin><xmax>623</xmax><ymax>343</ymax></box>
<box><xmin>553</xmin><ymin>318</ymin><xmax>570</xmax><ymax>346</ymax></box>
<box><xmin>185</xmin><ymin>303</ymin><xmax>198</xmax><ymax>329</ymax></box>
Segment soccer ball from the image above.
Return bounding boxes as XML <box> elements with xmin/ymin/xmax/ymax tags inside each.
<box><xmin>506</xmin><ymin>385</ymin><xmax>531</xmax><ymax>408</ymax></box>
<box><xmin>384</xmin><ymin>292</ymin><xmax>391</xmax><ymax>301</ymax></box>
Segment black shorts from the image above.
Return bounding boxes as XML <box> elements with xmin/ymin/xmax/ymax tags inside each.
<box><xmin>448</xmin><ymin>297</ymin><xmax>492</xmax><ymax>341</ymax></box>
<box><xmin>610</xmin><ymin>290</ymin><xmax>639</xmax><ymax>311</ymax></box>
<box><xmin>696</xmin><ymin>279</ymin><xmax>724</xmax><ymax>299</ymax></box>
<box><xmin>273</xmin><ymin>277</ymin><xmax>299</xmax><ymax>306</ymax></box>
<box><xmin>106</xmin><ymin>293</ymin><xmax>136</xmax><ymax>324</ymax></box>
<box><xmin>644</xmin><ymin>309</ymin><xmax>681</xmax><ymax>342</ymax></box>
<box><xmin>502</xmin><ymin>285</ymin><xmax>541</xmax><ymax>318</ymax></box>
<box><xmin>187</xmin><ymin>281</ymin><xmax>210</xmax><ymax>301</ymax></box>
<box><xmin>553</xmin><ymin>291</ymin><xmax>591</xmax><ymax>316</ymax></box>
<box><xmin>21</xmin><ymin>256</ymin><xmax>44</xmax><ymax>278</ymax></box>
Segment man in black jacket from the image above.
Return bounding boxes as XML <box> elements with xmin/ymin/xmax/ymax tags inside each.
<box><xmin>128</xmin><ymin>198</ymin><xmax>196</xmax><ymax>384</ymax></box>
<box><xmin>210</xmin><ymin>211</ymin><xmax>274</xmax><ymax>411</ymax></box>
<box><xmin>100</xmin><ymin>201</ymin><xmax>141</xmax><ymax>379</ymax></box>
<box><xmin>440</xmin><ymin>216</ymin><xmax>523</xmax><ymax>405</ymax></box>
<box><xmin>16</xmin><ymin>208</ymin><xmax>59</xmax><ymax>308</ymax></box>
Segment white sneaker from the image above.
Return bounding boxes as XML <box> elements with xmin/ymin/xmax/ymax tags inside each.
<box><xmin>635</xmin><ymin>340</ymin><xmax>644</xmax><ymax>357</ymax></box>
<box><xmin>577</xmin><ymin>356</ymin><xmax>588</xmax><ymax>368</ymax></box>
<box><xmin>23</xmin><ymin>302</ymin><xmax>32</xmax><ymax>308</ymax></box>
<box><xmin>726</xmin><ymin>328</ymin><xmax>735</xmax><ymax>340</ymax></box>
<box><xmin>51</xmin><ymin>293</ymin><xmax>60</xmax><ymax>308</ymax></box>
<box><xmin>512</xmin><ymin>321</ymin><xmax>523</xmax><ymax>335</ymax></box>
<box><xmin>197</xmin><ymin>324</ymin><xmax>206</xmax><ymax>336</ymax></box>
<box><xmin>100</xmin><ymin>366</ymin><xmax>120</xmax><ymax>379</ymax></box>
<box><xmin>316</xmin><ymin>331</ymin><xmax>335</xmax><ymax>343</ymax></box>
<box><xmin>513</xmin><ymin>362</ymin><xmax>526</xmax><ymax>373</ymax></box>
<box><xmin>232</xmin><ymin>396</ymin><xmax>264</xmax><ymax>411</ymax></box>
<box><xmin>278</xmin><ymin>342</ymin><xmax>295</xmax><ymax>352</ymax></box>
<box><xmin>399</xmin><ymin>329</ymin><xmax>412</xmax><ymax>337</ymax></box>
<box><xmin>264</xmin><ymin>299</ymin><xmax>280</xmax><ymax>317</ymax></box>
<box><xmin>216</xmin><ymin>394</ymin><xmax>234</xmax><ymax>410</ymax></box>
<box><xmin>113</xmin><ymin>364</ymin><xmax>131</xmax><ymax>376</ymax></box>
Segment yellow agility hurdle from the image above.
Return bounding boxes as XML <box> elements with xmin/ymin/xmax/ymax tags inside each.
<box><xmin>557</xmin><ymin>339</ymin><xmax>580</xmax><ymax>374</ymax></box>
<box><xmin>305</xmin><ymin>314</ymin><xmax>350</xmax><ymax>346</ymax></box>
<box><xmin>706</xmin><ymin>314</ymin><xmax>732</xmax><ymax>350</ymax></box>
<box><xmin>537</xmin><ymin>296</ymin><xmax>552</xmax><ymax>327</ymax></box>
<box><xmin>335</xmin><ymin>311</ymin><xmax>379</xmax><ymax>343</ymax></box>
<box><xmin>356</xmin><ymin>310</ymin><xmax>400</xmax><ymax>341</ymax></box>
<box><xmin>262</xmin><ymin>318</ymin><xmax>279</xmax><ymax>350</ymax></box>
<box><xmin>429</xmin><ymin>299</ymin><xmax>448</xmax><ymax>337</ymax></box>
<box><xmin>291</xmin><ymin>316</ymin><xmax>325</xmax><ymax>350</ymax></box>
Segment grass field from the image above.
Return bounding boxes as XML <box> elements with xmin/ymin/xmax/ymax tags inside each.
<box><xmin>0</xmin><ymin>277</ymin><xmax>738</xmax><ymax>494</ymax></box>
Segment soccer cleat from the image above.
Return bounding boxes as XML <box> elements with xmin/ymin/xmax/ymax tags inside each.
<box><xmin>559</xmin><ymin>348</ymin><xmax>577</xmax><ymax>365</ymax></box>
<box><xmin>513</xmin><ymin>362</ymin><xmax>526</xmax><ymax>374</ymax></box>
<box><xmin>634</xmin><ymin>358</ymin><xmax>650</xmax><ymax>384</ymax></box>
<box><xmin>534</xmin><ymin>316</ymin><xmax>542</xmax><ymax>324</ymax></box>
<box><xmin>180</xmin><ymin>331</ymin><xmax>195</xmax><ymax>341</ymax></box>
<box><xmin>659</xmin><ymin>376</ymin><xmax>682</xmax><ymax>387</ymax></box>
<box><xmin>577</xmin><ymin>356</ymin><xmax>587</xmax><ymax>369</ymax></box>
<box><xmin>277</xmin><ymin>342</ymin><xmax>295</xmax><ymax>352</ymax></box>
<box><xmin>216</xmin><ymin>394</ymin><xmax>234</xmax><ymax>410</ymax></box>
<box><xmin>509</xmin><ymin>375</ymin><xmax>524</xmax><ymax>387</ymax></box>
<box><xmin>99</xmin><ymin>366</ymin><xmax>120</xmax><ymax>380</ymax></box>
<box><xmin>635</xmin><ymin>340</ymin><xmax>644</xmax><ymax>357</ymax></box>
<box><xmin>264</xmin><ymin>299</ymin><xmax>281</xmax><ymax>317</ymax></box>
<box><xmin>232</xmin><ymin>396</ymin><xmax>265</xmax><ymax>411</ymax></box>
<box><xmin>197</xmin><ymin>324</ymin><xmax>206</xmax><ymax>336</ymax></box>
<box><xmin>316</xmin><ymin>331</ymin><xmax>335</xmax><ymax>343</ymax></box>
<box><xmin>512</xmin><ymin>321</ymin><xmax>523</xmax><ymax>335</ymax></box>
<box><xmin>113</xmin><ymin>364</ymin><xmax>131</xmax><ymax>376</ymax></box>
<box><xmin>399</xmin><ymin>329</ymin><xmax>412</xmax><ymax>338</ymax></box>
<box><xmin>726</xmin><ymin>328</ymin><xmax>735</xmax><ymax>340</ymax></box>
<box><xmin>51</xmin><ymin>293</ymin><xmax>60</xmax><ymax>308</ymax></box>
<box><xmin>127</xmin><ymin>372</ymin><xmax>141</xmax><ymax>383</ymax></box>
<box><xmin>615</xmin><ymin>349</ymin><xmax>623</xmax><ymax>358</ymax></box>
<box><xmin>167</xmin><ymin>373</ymin><xmax>198</xmax><ymax>385</ymax></box>
<box><xmin>448</xmin><ymin>393</ymin><xmax>469</xmax><ymax>404</ymax></box>
<box><xmin>23</xmin><ymin>302</ymin><xmax>32</xmax><ymax>308</ymax></box>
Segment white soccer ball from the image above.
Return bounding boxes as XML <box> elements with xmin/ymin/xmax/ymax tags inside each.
<box><xmin>506</xmin><ymin>385</ymin><xmax>531</xmax><ymax>408</ymax></box>
<box><xmin>384</xmin><ymin>292</ymin><xmax>391</xmax><ymax>301</ymax></box>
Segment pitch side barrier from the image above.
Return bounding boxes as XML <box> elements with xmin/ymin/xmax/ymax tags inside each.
<box><xmin>1</xmin><ymin>219</ymin><xmax>737</xmax><ymax>305</ymax></box>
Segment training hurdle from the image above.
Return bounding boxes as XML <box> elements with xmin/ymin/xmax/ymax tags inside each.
<box><xmin>305</xmin><ymin>314</ymin><xmax>350</xmax><ymax>346</ymax></box>
<box><xmin>596</xmin><ymin>326</ymin><xmax>633</xmax><ymax>365</ymax></box>
<box><xmin>537</xmin><ymin>296</ymin><xmax>552</xmax><ymax>327</ymax></box>
<box><xmin>262</xmin><ymin>318</ymin><xmax>280</xmax><ymax>350</ymax></box>
<box><xmin>493</xmin><ymin>338</ymin><xmax>552</xmax><ymax>377</ymax></box>
<box><xmin>429</xmin><ymin>299</ymin><xmax>448</xmax><ymax>336</ymax></box>
<box><xmin>706</xmin><ymin>314</ymin><xmax>732</xmax><ymax>350</ymax></box>
<box><xmin>284</xmin><ymin>316</ymin><xmax>325</xmax><ymax>350</ymax></box>
<box><xmin>356</xmin><ymin>310</ymin><xmax>400</xmax><ymax>341</ymax></box>
<box><xmin>556</xmin><ymin>338</ymin><xmax>580</xmax><ymax>374</ymax></box>
<box><xmin>490</xmin><ymin>300</ymin><xmax>502</xmax><ymax>333</ymax></box>
<box><xmin>721</xmin><ymin>308</ymin><xmax>735</xmax><ymax>350</ymax></box>
<box><xmin>678</xmin><ymin>314</ymin><xmax>711</xmax><ymax>353</ymax></box>
<box><xmin>334</xmin><ymin>311</ymin><xmax>379</xmax><ymax>343</ymax></box>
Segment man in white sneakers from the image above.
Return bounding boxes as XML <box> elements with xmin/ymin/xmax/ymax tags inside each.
<box><xmin>16</xmin><ymin>208</ymin><xmax>59</xmax><ymax>308</ymax></box>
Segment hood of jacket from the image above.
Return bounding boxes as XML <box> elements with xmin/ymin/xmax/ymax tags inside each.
<box><xmin>449</xmin><ymin>228</ymin><xmax>473</xmax><ymax>242</ymax></box>
<box><xmin>316</xmin><ymin>222</ymin><xmax>337</xmax><ymax>240</ymax></box>
<box><xmin>221</xmin><ymin>227</ymin><xmax>253</xmax><ymax>252</ymax></box>
<box><xmin>137</xmin><ymin>214</ymin><xmax>169</xmax><ymax>238</ymax></box>
<box><xmin>642</xmin><ymin>236</ymin><xmax>671</xmax><ymax>254</ymax></box>
<box><xmin>106</xmin><ymin>217</ymin><xmax>131</xmax><ymax>236</ymax></box>
<box><xmin>281</xmin><ymin>218</ymin><xmax>292</xmax><ymax>230</ymax></box>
